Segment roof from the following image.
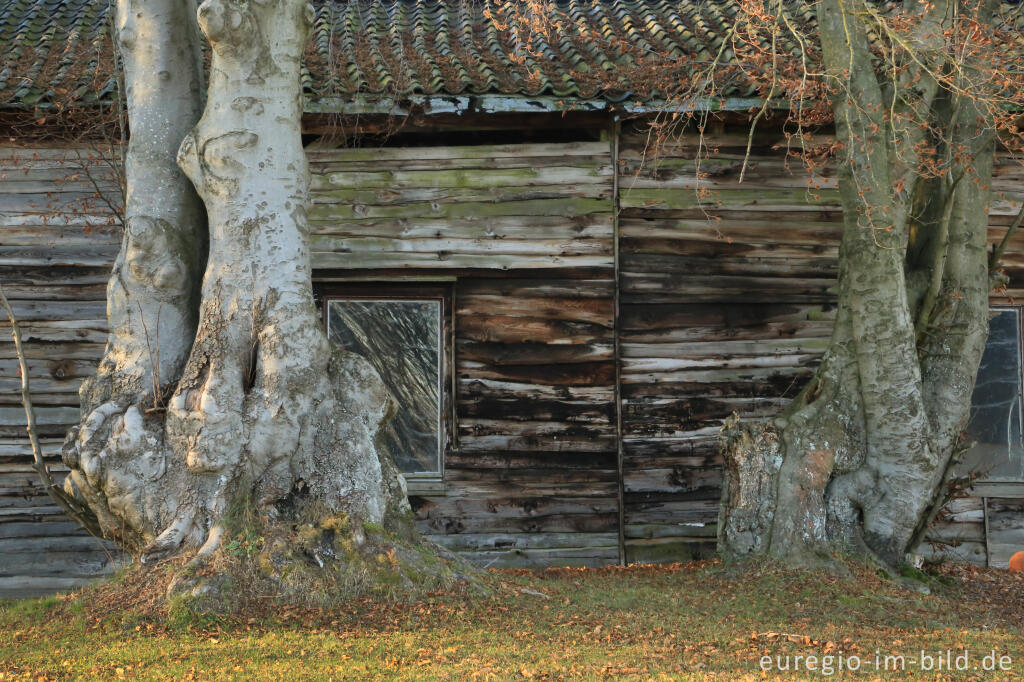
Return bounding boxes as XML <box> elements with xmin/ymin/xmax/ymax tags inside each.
<box><xmin>0</xmin><ymin>0</ymin><xmax>759</xmax><ymax>110</ymax></box>
<box><xmin>1</xmin><ymin>0</ymin><xmax>1021</xmax><ymax>112</ymax></box>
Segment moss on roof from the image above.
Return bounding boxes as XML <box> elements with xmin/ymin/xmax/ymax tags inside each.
<box><xmin>0</xmin><ymin>0</ymin><xmax>759</xmax><ymax>108</ymax></box>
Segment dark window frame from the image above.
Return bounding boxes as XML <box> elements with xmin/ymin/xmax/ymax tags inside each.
<box><xmin>316</xmin><ymin>282</ymin><xmax>455</xmax><ymax>484</ymax></box>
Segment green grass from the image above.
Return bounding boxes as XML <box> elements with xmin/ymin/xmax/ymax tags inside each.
<box><xmin>1</xmin><ymin>560</ymin><xmax>1021</xmax><ymax>680</ymax></box>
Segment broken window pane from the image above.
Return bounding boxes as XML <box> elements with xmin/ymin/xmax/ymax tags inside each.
<box><xmin>326</xmin><ymin>299</ymin><xmax>442</xmax><ymax>476</ymax></box>
<box><xmin>963</xmin><ymin>309</ymin><xmax>1024</xmax><ymax>481</ymax></box>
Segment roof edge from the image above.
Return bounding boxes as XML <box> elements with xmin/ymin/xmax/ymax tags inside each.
<box><xmin>304</xmin><ymin>94</ymin><xmax>780</xmax><ymax>116</ymax></box>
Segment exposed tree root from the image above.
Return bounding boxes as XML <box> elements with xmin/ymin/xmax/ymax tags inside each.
<box><xmin>83</xmin><ymin>503</ymin><xmax>485</xmax><ymax>621</ymax></box>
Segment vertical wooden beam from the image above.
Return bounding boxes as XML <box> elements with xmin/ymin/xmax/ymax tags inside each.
<box><xmin>451</xmin><ymin>280</ymin><xmax>459</xmax><ymax>455</ymax></box>
<box><xmin>609</xmin><ymin>115</ymin><xmax>627</xmax><ymax>566</ymax></box>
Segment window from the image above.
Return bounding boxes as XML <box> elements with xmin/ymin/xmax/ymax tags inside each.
<box><xmin>962</xmin><ymin>308</ymin><xmax>1024</xmax><ymax>482</ymax></box>
<box><xmin>322</xmin><ymin>285</ymin><xmax>450</xmax><ymax>480</ymax></box>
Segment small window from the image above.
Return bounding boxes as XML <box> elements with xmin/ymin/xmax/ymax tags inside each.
<box><xmin>963</xmin><ymin>308</ymin><xmax>1024</xmax><ymax>481</ymax></box>
<box><xmin>323</xmin><ymin>286</ymin><xmax>449</xmax><ymax>479</ymax></box>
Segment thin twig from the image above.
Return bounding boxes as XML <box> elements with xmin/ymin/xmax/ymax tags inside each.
<box><xmin>72</xmin><ymin>147</ymin><xmax>124</xmax><ymax>229</ymax></box>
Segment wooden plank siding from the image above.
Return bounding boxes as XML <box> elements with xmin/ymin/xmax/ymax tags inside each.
<box><xmin>615</xmin><ymin>124</ymin><xmax>1024</xmax><ymax>565</ymax></box>
<box><xmin>0</xmin><ymin>146</ymin><xmax>123</xmax><ymax>597</ymax></box>
<box><xmin>1</xmin><ymin>122</ymin><xmax>1024</xmax><ymax>596</ymax></box>
<box><xmin>616</xmin><ymin>128</ymin><xmax>838</xmax><ymax>562</ymax></box>
<box><xmin>306</xmin><ymin>141</ymin><xmax>620</xmax><ymax>567</ymax></box>
<box><xmin>306</xmin><ymin>142</ymin><xmax>615</xmax><ymax>273</ymax></box>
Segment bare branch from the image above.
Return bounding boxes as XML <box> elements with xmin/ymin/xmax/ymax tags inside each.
<box><xmin>989</xmin><ymin>202</ymin><xmax>1024</xmax><ymax>274</ymax></box>
<box><xmin>914</xmin><ymin>171</ymin><xmax>966</xmax><ymax>339</ymax></box>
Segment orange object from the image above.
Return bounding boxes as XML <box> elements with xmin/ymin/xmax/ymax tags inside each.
<box><xmin>1010</xmin><ymin>552</ymin><xmax>1024</xmax><ymax>572</ymax></box>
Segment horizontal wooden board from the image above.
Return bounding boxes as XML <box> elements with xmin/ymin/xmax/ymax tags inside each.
<box><xmin>0</xmin><ymin>575</ymin><xmax>107</xmax><ymax>599</ymax></box>
<box><xmin>308</xmin><ymin>141</ymin><xmax>610</xmax><ymax>162</ymax></box>
<box><xmin>312</xmin><ymin>166</ymin><xmax>612</xmax><ymax>191</ymax></box>
<box><xmin>310</xmin><ymin>215</ymin><xmax>614</xmax><ymax>240</ymax></box>
<box><xmin>457</xmin><ymin>295</ymin><xmax>614</xmax><ymax>326</ymax></box>
<box><xmin>311</xmin><ymin>251</ymin><xmax>613</xmax><ymax>271</ymax></box>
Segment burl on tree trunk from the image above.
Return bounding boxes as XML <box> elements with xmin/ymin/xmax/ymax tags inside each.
<box><xmin>62</xmin><ymin>0</ymin><xmax>410</xmax><ymax>573</ymax></box>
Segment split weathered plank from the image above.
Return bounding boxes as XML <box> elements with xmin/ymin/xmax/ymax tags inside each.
<box><xmin>620</xmin><ymin>187</ymin><xmax>842</xmax><ymax>211</ymax></box>
<box><xmin>622</xmin><ymin>338</ymin><xmax>831</xmax><ymax>358</ymax></box>
<box><xmin>309</xmin><ymin>215</ymin><xmax>614</xmax><ymax>240</ymax></box>
<box><xmin>0</xmin><ymin>576</ymin><xmax>105</xmax><ymax>599</ymax></box>
<box><xmin>457</xmin><ymin>434</ymin><xmax>617</xmax><ymax>454</ymax></box>
<box><xmin>0</xmin><ymin>321</ymin><xmax>109</xmax><ymax>343</ymax></box>
<box><xmin>0</xmin><ymin>549</ymin><xmax>116</xmax><ymax>577</ymax></box>
<box><xmin>416</xmin><ymin>512</ymin><xmax>617</xmax><ymax>535</ymax></box>
<box><xmin>0</xmin><ymin>406</ymin><xmax>79</xmax><ymax>427</ymax></box>
<box><xmin>459</xmin><ymin>360</ymin><xmax>616</xmax><ymax>387</ymax></box>
<box><xmin>0</xmin><ymin>520</ymin><xmax>83</xmax><ymax>538</ymax></box>
<box><xmin>457</xmin><ymin>418</ymin><xmax>615</xmax><ymax>442</ymax></box>
<box><xmin>307</xmin><ymin>141</ymin><xmax>610</xmax><ymax>162</ymax></box>
<box><xmin>313</xmin><ymin>155</ymin><xmax>612</xmax><ymax>173</ymax></box>
<box><xmin>311</xmin><ymin>236</ymin><xmax>612</xmax><ymax>257</ymax></box>
<box><xmin>309</xmin><ymin>197</ymin><xmax>612</xmax><ymax>222</ymax></box>
<box><xmin>456</xmin><ymin>316</ymin><xmax>613</xmax><ymax>345</ymax></box>
<box><xmin>313</xmin><ymin>184</ymin><xmax>612</xmax><ymax>206</ymax></box>
<box><xmin>312</xmin><ymin>166</ymin><xmax>612</xmax><ymax>191</ymax></box>
<box><xmin>457</xmin><ymin>295</ymin><xmax>614</xmax><ymax>326</ymax></box>
<box><xmin>431</xmin><ymin>531</ymin><xmax>618</xmax><ymax>552</ymax></box>
<box><xmin>311</xmin><ymin>251</ymin><xmax>613</xmax><ymax>271</ymax></box>
<box><xmin>459</xmin><ymin>378</ymin><xmax>614</xmax><ymax>402</ymax></box>
<box><xmin>619</xmin><ymin>302</ymin><xmax>835</xmax><ymax>330</ymax></box>
<box><xmin>413</xmin><ymin>493</ymin><xmax>619</xmax><ymax>520</ymax></box>
<box><xmin>457</xmin><ymin>342</ymin><xmax>614</xmax><ymax>365</ymax></box>
<box><xmin>619</xmin><ymin>272</ymin><xmax>836</xmax><ymax>300</ymax></box>
<box><xmin>918</xmin><ymin>541</ymin><xmax>988</xmax><ymax>566</ymax></box>
<box><xmin>619</xmin><ymin>217</ymin><xmax>842</xmax><ymax>244</ymax></box>
<box><xmin>456</xmin><ymin>278</ymin><xmax>615</xmax><ymax>298</ymax></box>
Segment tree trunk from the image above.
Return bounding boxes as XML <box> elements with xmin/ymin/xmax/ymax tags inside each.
<box><xmin>83</xmin><ymin>0</ymin><xmax>206</xmax><ymax>412</ymax></box>
<box><xmin>718</xmin><ymin>0</ymin><xmax>996</xmax><ymax>569</ymax></box>
<box><xmin>63</xmin><ymin>0</ymin><xmax>207</xmax><ymax>548</ymax></box>
<box><xmin>62</xmin><ymin>0</ymin><xmax>410</xmax><ymax>567</ymax></box>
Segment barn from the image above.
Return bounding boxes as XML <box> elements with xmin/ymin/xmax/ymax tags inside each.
<box><xmin>1</xmin><ymin>0</ymin><xmax>1022</xmax><ymax>597</ymax></box>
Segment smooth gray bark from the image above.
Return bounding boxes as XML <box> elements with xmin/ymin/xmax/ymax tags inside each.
<box><xmin>62</xmin><ymin>0</ymin><xmax>409</xmax><ymax>562</ymax></box>
<box><xmin>63</xmin><ymin>0</ymin><xmax>207</xmax><ymax>547</ymax></box>
<box><xmin>82</xmin><ymin>0</ymin><xmax>206</xmax><ymax>412</ymax></box>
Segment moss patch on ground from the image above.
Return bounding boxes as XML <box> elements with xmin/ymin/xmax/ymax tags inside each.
<box><xmin>1</xmin><ymin>559</ymin><xmax>1022</xmax><ymax>680</ymax></box>
<box><xmin>63</xmin><ymin>507</ymin><xmax>483</xmax><ymax>623</ymax></box>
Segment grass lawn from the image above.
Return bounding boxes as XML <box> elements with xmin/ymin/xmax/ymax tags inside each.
<box><xmin>1</xmin><ymin>559</ymin><xmax>1021</xmax><ymax>680</ymax></box>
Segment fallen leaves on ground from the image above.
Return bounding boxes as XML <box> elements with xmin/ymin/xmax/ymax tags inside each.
<box><xmin>0</xmin><ymin>559</ymin><xmax>1021</xmax><ymax>680</ymax></box>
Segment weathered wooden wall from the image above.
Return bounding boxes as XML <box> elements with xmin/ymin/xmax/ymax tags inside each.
<box><xmin>616</xmin><ymin>122</ymin><xmax>1024</xmax><ymax>567</ymax></box>
<box><xmin>0</xmin><ymin>146</ymin><xmax>122</xmax><ymax>597</ymax></box>
<box><xmin>616</xmin><ymin>125</ymin><xmax>838</xmax><ymax>563</ymax></box>
<box><xmin>306</xmin><ymin>140</ymin><xmax>621</xmax><ymax>566</ymax></box>
<box><xmin>2</xmin><ymin>121</ymin><xmax>1023</xmax><ymax>596</ymax></box>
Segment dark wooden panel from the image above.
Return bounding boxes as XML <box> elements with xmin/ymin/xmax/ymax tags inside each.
<box><xmin>616</xmin><ymin>126</ymin><xmax>838</xmax><ymax>563</ymax></box>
